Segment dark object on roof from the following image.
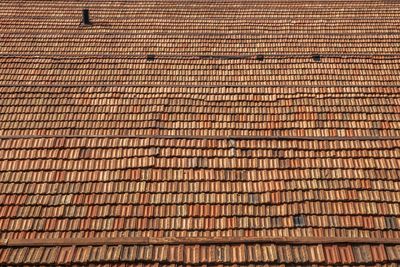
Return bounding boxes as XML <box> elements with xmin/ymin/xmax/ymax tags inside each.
<box><xmin>248</xmin><ymin>193</ymin><xmax>259</xmax><ymax>204</ymax></box>
<box><xmin>385</xmin><ymin>216</ymin><xmax>399</xmax><ymax>229</ymax></box>
<box><xmin>80</xmin><ymin>9</ymin><xmax>91</xmax><ymax>26</ymax></box>
<box><xmin>147</xmin><ymin>54</ymin><xmax>156</xmax><ymax>61</ymax></box>
<box><xmin>294</xmin><ymin>215</ymin><xmax>306</xmax><ymax>227</ymax></box>
<box><xmin>312</xmin><ymin>54</ymin><xmax>321</xmax><ymax>62</ymax></box>
<box><xmin>256</xmin><ymin>54</ymin><xmax>264</xmax><ymax>61</ymax></box>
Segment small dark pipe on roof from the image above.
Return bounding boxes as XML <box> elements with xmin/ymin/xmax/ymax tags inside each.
<box><xmin>256</xmin><ymin>54</ymin><xmax>264</xmax><ymax>61</ymax></box>
<box><xmin>81</xmin><ymin>9</ymin><xmax>91</xmax><ymax>26</ymax></box>
<box><xmin>147</xmin><ymin>54</ymin><xmax>156</xmax><ymax>61</ymax></box>
<box><xmin>312</xmin><ymin>54</ymin><xmax>321</xmax><ymax>62</ymax></box>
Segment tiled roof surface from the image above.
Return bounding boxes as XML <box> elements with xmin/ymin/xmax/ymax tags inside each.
<box><xmin>1</xmin><ymin>57</ymin><xmax>400</xmax><ymax>87</ymax></box>
<box><xmin>1</xmin><ymin>0</ymin><xmax>400</xmax><ymax>265</ymax></box>
<box><xmin>1</xmin><ymin>238</ymin><xmax>400</xmax><ymax>265</ymax></box>
<box><xmin>1</xmin><ymin>86</ymin><xmax>400</xmax><ymax>136</ymax></box>
<box><xmin>1</xmin><ymin>137</ymin><xmax>400</xmax><ymax>239</ymax></box>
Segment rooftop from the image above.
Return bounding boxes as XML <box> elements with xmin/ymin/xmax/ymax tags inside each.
<box><xmin>0</xmin><ymin>0</ymin><xmax>400</xmax><ymax>265</ymax></box>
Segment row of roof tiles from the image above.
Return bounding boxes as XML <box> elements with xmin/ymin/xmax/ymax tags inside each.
<box><xmin>3</xmin><ymin>168</ymin><xmax>398</xmax><ymax>180</ymax></box>
<box><xmin>3</xmin><ymin>121</ymin><xmax>398</xmax><ymax>129</ymax></box>
<box><xmin>2</xmin><ymin>157</ymin><xmax>400</xmax><ymax>170</ymax></box>
<box><xmin>2</xmin><ymin>180</ymin><xmax>400</xmax><ymax>193</ymax></box>
<box><xmin>0</xmin><ymin>209</ymin><xmax>399</xmax><ymax>228</ymax></box>
<box><xmin>1</xmin><ymin>189</ymin><xmax>399</xmax><ymax>204</ymax></box>
<box><xmin>3</xmin><ymin>228</ymin><xmax>400</xmax><ymax>241</ymax></box>
<box><xmin>2</xmin><ymin>137</ymin><xmax>400</xmax><ymax>149</ymax></box>
<box><xmin>3</xmin><ymin>129</ymin><xmax>400</xmax><ymax>137</ymax></box>
<box><xmin>3</xmin><ymin>95</ymin><xmax>398</xmax><ymax>106</ymax></box>
<box><xmin>2</xmin><ymin>118</ymin><xmax>398</xmax><ymax>126</ymax></box>
<box><xmin>2</xmin><ymin>58</ymin><xmax>400</xmax><ymax>86</ymax></box>
<box><xmin>0</xmin><ymin>201</ymin><xmax>397</xmax><ymax>216</ymax></box>
<box><xmin>3</xmin><ymin>148</ymin><xmax>400</xmax><ymax>159</ymax></box>
<box><xmin>0</xmin><ymin>242</ymin><xmax>399</xmax><ymax>265</ymax></box>
<box><xmin>3</xmin><ymin>36</ymin><xmax>400</xmax><ymax>55</ymax></box>
<box><xmin>2</xmin><ymin>86</ymin><xmax>399</xmax><ymax>93</ymax></box>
